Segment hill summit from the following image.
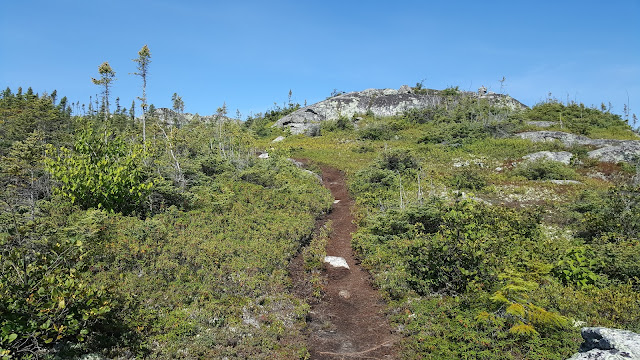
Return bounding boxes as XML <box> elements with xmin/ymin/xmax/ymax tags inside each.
<box><xmin>274</xmin><ymin>85</ymin><xmax>527</xmax><ymax>135</ymax></box>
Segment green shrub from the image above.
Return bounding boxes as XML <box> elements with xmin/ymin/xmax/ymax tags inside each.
<box><xmin>577</xmin><ymin>185</ymin><xmax>640</xmax><ymax>241</ymax></box>
<box><xmin>396</xmin><ymin>295</ymin><xmax>577</xmax><ymax>359</ymax></box>
<box><xmin>552</xmin><ymin>247</ymin><xmax>601</xmax><ymax>288</ymax></box>
<box><xmin>419</xmin><ymin>122</ymin><xmax>491</xmax><ymax>145</ymax></box>
<box><xmin>44</xmin><ymin>127</ymin><xmax>152</xmax><ymax>214</ymax></box>
<box><xmin>405</xmin><ymin>200</ymin><xmax>540</xmax><ymax>295</ymax></box>
<box><xmin>321</xmin><ymin>117</ymin><xmax>354</xmax><ymax>132</ymax></box>
<box><xmin>593</xmin><ymin>240</ymin><xmax>640</xmax><ymax>285</ymax></box>
<box><xmin>403</xmin><ymin>108</ymin><xmax>443</xmax><ymax>124</ymax></box>
<box><xmin>449</xmin><ymin>166</ymin><xmax>488</xmax><ymax>190</ymax></box>
<box><xmin>375</xmin><ymin>148</ymin><xmax>419</xmax><ymax>172</ymax></box>
<box><xmin>357</xmin><ymin>123</ymin><xmax>392</xmax><ymax>140</ymax></box>
<box><xmin>512</xmin><ymin>159</ymin><xmax>578</xmax><ymax>180</ymax></box>
<box><xmin>199</xmin><ymin>154</ymin><xmax>233</xmax><ymax>176</ymax></box>
<box><xmin>0</xmin><ymin>209</ymin><xmax>121</xmax><ymax>359</ymax></box>
<box><xmin>525</xmin><ymin>101</ymin><xmax>631</xmax><ymax>137</ymax></box>
<box><xmin>441</xmin><ymin>86</ymin><xmax>460</xmax><ymax>97</ymax></box>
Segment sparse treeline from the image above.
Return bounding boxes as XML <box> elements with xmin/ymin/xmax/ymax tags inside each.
<box><xmin>0</xmin><ymin>46</ymin><xmax>332</xmax><ymax>359</ymax></box>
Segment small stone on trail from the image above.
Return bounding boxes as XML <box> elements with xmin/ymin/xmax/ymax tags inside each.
<box><xmin>338</xmin><ymin>290</ymin><xmax>351</xmax><ymax>299</ymax></box>
<box><xmin>333</xmin><ymin>200</ymin><xmax>340</xmax><ymax>204</ymax></box>
<box><xmin>324</xmin><ymin>256</ymin><xmax>350</xmax><ymax>269</ymax></box>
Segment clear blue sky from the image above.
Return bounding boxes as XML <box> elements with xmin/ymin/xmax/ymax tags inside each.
<box><xmin>1</xmin><ymin>0</ymin><xmax>639</xmax><ymax>120</ymax></box>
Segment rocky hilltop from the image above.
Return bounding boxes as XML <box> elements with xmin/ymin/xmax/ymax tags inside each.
<box><xmin>274</xmin><ymin>85</ymin><xmax>528</xmax><ymax>135</ymax></box>
<box><xmin>146</xmin><ymin>108</ymin><xmax>237</xmax><ymax>127</ymax></box>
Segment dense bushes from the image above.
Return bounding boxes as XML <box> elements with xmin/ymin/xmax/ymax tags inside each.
<box><xmin>1</xmin><ymin>88</ymin><xmax>334</xmax><ymax>358</ymax></box>
<box><xmin>525</xmin><ymin>101</ymin><xmax>631</xmax><ymax>136</ymax></box>
<box><xmin>354</xmin><ymin>199</ymin><xmax>541</xmax><ymax>296</ymax></box>
<box><xmin>0</xmin><ymin>208</ymin><xmax>125</xmax><ymax>358</ymax></box>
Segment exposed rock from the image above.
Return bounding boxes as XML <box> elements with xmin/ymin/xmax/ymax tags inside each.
<box><xmin>338</xmin><ymin>290</ymin><xmax>351</xmax><ymax>299</ymax></box>
<box><xmin>286</xmin><ymin>158</ymin><xmax>322</xmax><ymax>182</ymax></box>
<box><xmin>523</xmin><ymin>151</ymin><xmax>573</xmax><ymax>165</ymax></box>
<box><xmin>275</xmin><ymin>86</ymin><xmax>528</xmax><ymax>135</ymax></box>
<box><xmin>147</xmin><ymin>107</ymin><xmax>237</xmax><ymax>127</ymax></box>
<box><xmin>588</xmin><ymin>142</ymin><xmax>640</xmax><ymax>163</ymax></box>
<box><xmin>242</xmin><ymin>308</ymin><xmax>260</xmax><ymax>329</ymax></box>
<box><xmin>258</xmin><ymin>153</ymin><xmax>269</xmax><ymax>159</ymax></box>
<box><xmin>324</xmin><ymin>256</ymin><xmax>350</xmax><ymax>269</ymax></box>
<box><xmin>287</xmin><ymin>158</ymin><xmax>304</xmax><ymax>168</ymax></box>
<box><xmin>303</xmin><ymin>169</ymin><xmax>322</xmax><ymax>182</ymax></box>
<box><xmin>272</xmin><ymin>136</ymin><xmax>285</xmax><ymax>143</ymax></box>
<box><xmin>517</xmin><ymin>131</ymin><xmax>640</xmax><ymax>163</ymax></box>
<box><xmin>517</xmin><ymin>131</ymin><xmax>598</xmax><ymax>146</ymax></box>
<box><xmin>548</xmin><ymin>180</ymin><xmax>582</xmax><ymax>185</ymax></box>
<box><xmin>527</xmin><ymin>120</ymin><xmax>558</xmax><ymax>128</ymax></box>
<box><xmin>398</xmin><ymin>84</ymin><xmax>412</xmax><ymax>94</ymax></box>
<box><xmin>78</xmin><ymin>354</ymin><xmax>107</xmax><ymax>360</ymax></box>
<box><xmin>567</xmin><ymin>327</ymin><xmax>640</xmax><ymax>360</ymax></box>
<box><xmin>453</xmin><ymin>158</ymin><xmax>487</xmax><ymax>168</ymax></box>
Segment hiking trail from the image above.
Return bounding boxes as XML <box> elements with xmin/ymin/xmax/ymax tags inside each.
<box><xmin>291</xmin><ymin>164</ymin><xmax>398</xmax><ymax>359</ymax></box>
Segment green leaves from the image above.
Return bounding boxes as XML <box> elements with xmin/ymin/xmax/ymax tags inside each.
<box><xmin>0</xmin><ymin>216</ymin><xmax>116</xmax><ymax>355</ymax></box>
<box><xmin>553</xmin><ymin>247</ymin><xmax>601</xmax><ymax>289</ymax></box>
<box><xmin>44</xmin><ymin>126</ymin><xmax>152</xmax><ymax>214</ymax></box>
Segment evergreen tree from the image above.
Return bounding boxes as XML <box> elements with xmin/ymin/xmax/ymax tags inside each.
<box><xmin>133</xmin><ymin>45</ymin><xmax>151</xmax><ymax>150</ymax></box>
<box><xmin>91</xmin><ymin>61</ymin><xmax>116</xmax><ymax>123</ymax></box>
<box><xmin>130</xmin><ymin>99</ymin><xmax>136</xmax><ymax>121</ymax></box>
<box><xmin>171</xmin><ymin>92</ymin><xmax>184</xmax><ymax>113</ymax></box>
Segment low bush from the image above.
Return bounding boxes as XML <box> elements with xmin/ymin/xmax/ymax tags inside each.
<box><xmin>449</xmin><ymin>166</ymin><xmax>488</xmax><ymax>190</ymax></box>
<box><xmin>375</xmin><ymin>148</ymin><xmax>419</xmax><ymax>172</ymax></box>
<box><xmin>512</xmin><ymin>159</ymin><xmax>578</xmax><ymax>180</ymax></box>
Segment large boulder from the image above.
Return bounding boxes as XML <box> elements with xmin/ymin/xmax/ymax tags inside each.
<box><xmin>523</xmin><ymin>151</ymin><xmax>573</xmax><ymax>165</ymax></box>
<box><xmin>567</xmin><ymin>327</ymin><xmax>640</xmax><ymax>360</ymax></box>
<box><xmin>588</xmin><ymin>142</ymin><xmax>640</xmax><ymax>163</ymax></box>
<box><xmin>274</xmin><ymin>86</ymin><xmax>528</xmax><ymax>135</ymax></box>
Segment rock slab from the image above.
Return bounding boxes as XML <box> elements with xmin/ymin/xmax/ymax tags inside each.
<box><xmin>517</xmin><ymin>131</ymin><xmax>640</xmax><ymax>163</ymax></box>
<box><xmin>567</xmin><ymin>327</ymin><xmax>640</xmax><ymax>360</ymax></box>
<box><xmin>523</xmin><ymin>151</ymin><xmax>573</xmax><ymax>165</ymax></box>
<box><xmin>275</xmin><ymin>86</ymin><xmax>528</xmax><ymax>135</ymax></box>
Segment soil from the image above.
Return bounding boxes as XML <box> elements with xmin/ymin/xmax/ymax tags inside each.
<box><xmin>290</xmin><ymin>163</ymin><xmax>399</xmax><ymax>359</ymax></box>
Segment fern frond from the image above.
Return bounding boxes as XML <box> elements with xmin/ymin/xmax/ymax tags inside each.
<box><xmin>506</xmin><ymin>303</ymin><xmax>526</xmax><ymax>318</ymax></box>
<box><xmin>509</xmin><ymin>322</ymin><xmax>538</xmax><ymax>337</ymax></box>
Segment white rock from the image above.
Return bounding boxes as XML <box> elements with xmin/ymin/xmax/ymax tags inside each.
<box><xmin>523</xmin><ymin>151</ymin><xmax>573</xmax><ymax>165</ymax></box>
<box><xmin>567</xmin><ymin>327</ymin><xmax>640</xmax><ymax>360</ymax></box>
<box><xmin>573</xmin><ymin>320</ymin><xmax>587</xmax><ymax>328</ymax></box>
<box><xmin>272</xmin><ymin>136</ymin><xmax>285</xmax><ymax>143</ymax></box>
<box><xmin>549</xmin><ymin>180</ymin><xmax>582</xmax><ymax>185</ymax></box>
<box><xmin>275</xmin><ymin>88</ymin><xmax>526</xmax><ymax>135</ymax></box>
<box><xmin>258</xmin><ymin>153</ymin><xmax>269</xmax><ymax>159</ymax></box>
<box><xmin>324</xmin><ymin>256</ymin><xmax>350</xmax><ymax>269</ymax></box>
<box><xmin>338</xmin><ymin>290</ymin><xmax>351</xmax><ymax>299</ymax></box>
<box><xmin>333</xmin><ymin>200</ymin><xmax>341</xmax><ymax>204</ymax></box>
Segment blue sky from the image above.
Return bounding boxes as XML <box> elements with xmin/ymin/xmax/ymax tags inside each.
<box><xmin>1</xmin><ymin>0</ymin><xmax>638</xmax><ymax>120</ymax></box>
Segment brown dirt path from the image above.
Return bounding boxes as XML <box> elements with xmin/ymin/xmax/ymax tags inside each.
<box><xmin>291</xmin><ymin>164</ymin><xmax>398</xmax><ymax>359</ymax></box>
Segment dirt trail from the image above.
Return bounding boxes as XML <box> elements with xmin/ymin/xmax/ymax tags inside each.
<box><xmin>291</xmin><ymin>164</ymin><xmax>398</xmax><ymax>359</ymax></box>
